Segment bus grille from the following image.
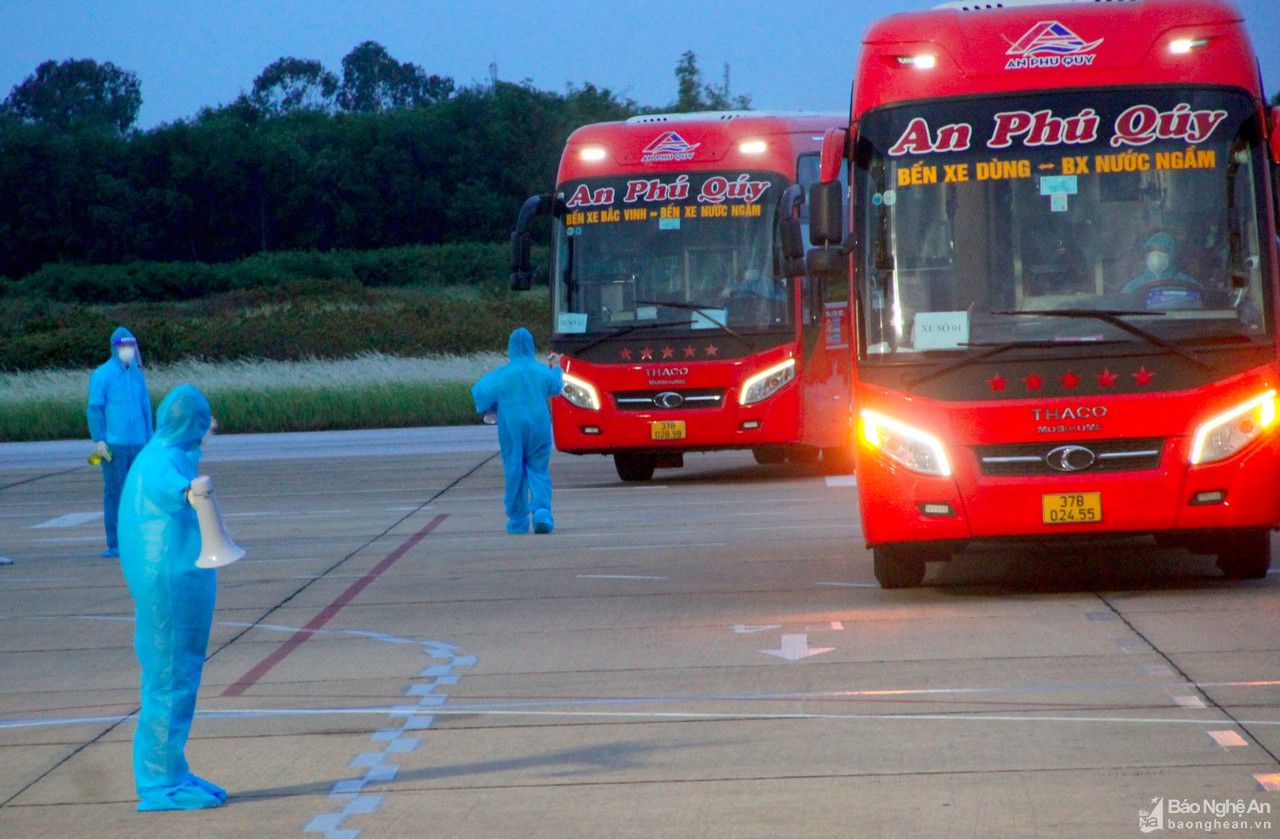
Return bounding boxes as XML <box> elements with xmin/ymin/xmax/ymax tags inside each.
<box><xmin>975</xmin><ymin>438</ymin><xmax>1165</xmax><ymax>476</ymax></box>
<box><xmin>613</xmin><ymin>389</ymin><xmax>726</xmax><ymax>411</ymax></box>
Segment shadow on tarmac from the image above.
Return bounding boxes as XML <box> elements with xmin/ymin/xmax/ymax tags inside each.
<box><xmin>233</xmin><ymin>738</ymin><xmax>727</xmax><ymax>803</ymax></box>
<box><xmin>924</xmin><ymin>540</ymin><xmax>1276</xmax><ymax>597</ymax></box>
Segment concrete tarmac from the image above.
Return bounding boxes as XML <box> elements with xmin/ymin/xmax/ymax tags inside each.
<box><xmin>1</xmin><ymin>426</ymin><xmax>1278</xmax><ymax>838</ymax></box>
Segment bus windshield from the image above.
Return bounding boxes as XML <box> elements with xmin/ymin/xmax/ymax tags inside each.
<box><xmin>552</xmin><ymin>171</ymin><xmax>792</xmax><ymax>337</ymax></box>
<box><xmin>854</xmin><ymin>88</ymin><xmax>1272</xmax><ymax>360</ymax></box>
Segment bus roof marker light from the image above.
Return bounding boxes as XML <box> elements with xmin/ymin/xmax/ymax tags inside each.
<box><xmin>579</xmin><ymin>146</ymin><xmax>607</xmax><ymax>162</ymax></box>
<box><xmin>896</xmin><ymin>54</ymin><xmax>937</xmax><ymax>70</ymax></box>
<box><xmin>1169</xmin><ymin>37</ymin><xmax>1210</xmax><ymax>55</ymax></box>
<box><xmin>738</xmin><ymin>139</ymin><xmax>767</xmax><ymax>155</ymax></box>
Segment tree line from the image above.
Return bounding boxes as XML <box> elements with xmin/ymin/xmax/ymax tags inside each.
<box><xmin>0</xmin><ymin>44</ymin><xmax>750</xmax><ymax>282</ymax></box>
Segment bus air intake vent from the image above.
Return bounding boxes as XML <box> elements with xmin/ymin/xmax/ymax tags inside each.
<box><xmin>975</xmin><ymin>438</ymin><xmax>1164</xmax><ymax>476</ymax></box>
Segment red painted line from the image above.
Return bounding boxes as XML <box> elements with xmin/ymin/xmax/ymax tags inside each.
<box><xmin>221</xmin><ymin>513</ymin><xmax>448</xmax><ymax>697</ymax></box>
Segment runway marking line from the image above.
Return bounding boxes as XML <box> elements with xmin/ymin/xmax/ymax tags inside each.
<box><xmin>221</xmin><ymin>513</ymin><xmax>447</xmax><ymax>697</ymax></box>
<box><xmin>32</xmin><ymin>511</ymin><xmax>101</xmax><ymax>529</ymax></box>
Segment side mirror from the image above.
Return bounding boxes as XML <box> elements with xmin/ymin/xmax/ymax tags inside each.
<box><xmin>1270</xmin><ymin>107</ymin><xmax>1280</xmax><ymax>164</ymax></box>
<box><xmin>806</xmin><ymin>247</ymin><xmax>848</xmax><ymax>282</ymax></box>
<box><xmin>778</xmin><ymin>184</ymin><xmax>806</xmax><ymax>277</ymax></box>
<box><xmin>510</xmin><ymin>194</ymin><xmax>549</xmax><ymax>291</ymax></box>
<box><xmin>510</xmin><ymin>230</ymin><xmax>533</xmax><ymax>290</ymax></box>
<box><xmin>809</xmin><ymin>181</ymin><xmax>844</xmax><ymax>247</ymax></box>
<box><xmin>819</xmin><ymin>127</ymin><xmax>849</xmax><ymax>183</ymax></box>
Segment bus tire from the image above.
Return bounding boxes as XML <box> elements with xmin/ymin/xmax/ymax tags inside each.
<box><xmin>752</xmin><ymin>445</ymin><xmax>786</xmax><ymax>465</ymax></box>
<box><xmin>1216</xmin><ymin>529</ymin><xmax>1272</xmax><ymax>580</ymax></box>
<box><xmin>614</xmin><ymin>453</ymin><xmax>656</xmax><ymax>482</ymax></box>
<box><xmin>873</xmin><ymin>546</ymin><xmax>928</xmax><ymax>589</ymax></box>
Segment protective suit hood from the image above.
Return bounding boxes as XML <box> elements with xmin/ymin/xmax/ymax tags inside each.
<box><xmin>508</xmin><ymin>327</ymin><xmax>536</xmax><ymax>361</ymax></box>
<box><xmin>1144</xmin><ymin>232</ymin><xmax>1178</xmax><ymax>258</ymax></box>
<box><xmin>154</xmin><ymin>386</ymin><xmax>211</xmax><ymax>449</ymax></box>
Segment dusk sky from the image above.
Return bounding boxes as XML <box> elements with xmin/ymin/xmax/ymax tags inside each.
<box><xmin>1</xmin><ymin>0</ymin><xmax>1278</xmax><ymax>128</ymax></box>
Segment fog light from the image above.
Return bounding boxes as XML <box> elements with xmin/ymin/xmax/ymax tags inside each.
<box><xmin>740</xmin><ymin>420</ymin><xmax>761</xmax><ymax>430</ymax></box>
<box><xmin>582</xmin><ymin>426</ymin><xmax>601</xmax><ymax>435</ymax></box>
<box><xmin>919</xmin><ymin>502</ymin><xmax>954</xmax><ymax>517</ymax></box>
<box><xmin>1190</xmin><ymin>490</ymin><xmax>1226</xmax><ymax>505</ymax></box>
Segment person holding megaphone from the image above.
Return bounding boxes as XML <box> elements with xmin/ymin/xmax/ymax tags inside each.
<box><xmin>118</xmin><ymin>384</ymin><xmax>229</xmax><ymax>812</ymax></box>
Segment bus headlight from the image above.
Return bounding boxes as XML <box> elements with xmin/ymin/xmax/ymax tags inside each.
<box><xmin>561</xmin><ymin>372</ymin><xmax>601</xmax><ymax>410</ymax></box>
<box><xmin>1190</xmin><ymin>389</ymin><xmax>1277</xmax><ymax>465</ymax></box>
<box><xmin>859</xmin><ymin>408</ymin><xmax>952</xmax><ymax>477</ymax></box>
<box><xmin>739</xmin><ymin>359</ymin><xmax>796</xmax><ymax>405</ymax></box>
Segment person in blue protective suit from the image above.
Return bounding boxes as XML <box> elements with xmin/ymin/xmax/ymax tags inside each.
<box><xmin>472</xmin><ymin>327</ymin><xmax>564</xmax><ymax>534</ymax></box>
<box><xmin>87</xmin><ymin>326</ymin><xmax>154</xmax><ymax>558</ymax></box>
<box><xmin>1122</xmin><ymin>232</ymin><xmax>1203</xmax><ymax>295</ymax></box>
<box><xmin>118</xmin><ymin>384</ymin><xmax>226</xmax><ymax>812</ymax></box>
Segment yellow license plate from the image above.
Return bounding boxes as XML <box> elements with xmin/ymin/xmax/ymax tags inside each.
<box><xmin>1042</xmin><ymin>492</ymin><xmax>1101</xmax><ymax>525</ymax></box>
<box><xmin>650</xmin><ymin>420</ymin><xmax>686</xmax><ymax>440</ymax></box>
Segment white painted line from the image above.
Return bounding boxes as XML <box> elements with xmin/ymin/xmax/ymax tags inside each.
<box><xmin>32</xmin><ymin>536</ymin><xmax>108</xmax><ymax>544</ymax></box>
<box><xmin>825</xmin><ymin>475</ymin><xmax>857</xmax><ymax>487</ymax></box>
<box><xmin>1173</xmin><ymin>695</ymin><xmax>1206</xmax><ymax>709</ymax></box>
<box><xmin>830</xmin><ymin>621</ymin><xmax>844</xmax><ymax>630</ymax></box>
<box><xmin>11</xmin><ymin>706</ymin><xmax>1280</xmax><ymax>732</ymax></box>
<box><xmin>1254</xmin><ymin>773</ymin><xmax>1280</xmax><ymax>791</ymax></box>
<box><xmin>1141</xmin><ymin>664</ymin><xmax>1174</xmax><ymax>677</ymax></box>
<box><xmin>32</xmin><ymin>512</ymin><xmax>102</xmax><ymax>529</ymax></box>
<box><xmin>761</xmin><ymin>633</ymin><xmax>834</xmax><ymax>661</ymax></box>
<box><xmin>577</xmin><ymin>574</ymin><xmax>670</xmax><ymax>580</ymax></box>
<box><xmin>816</xmin><ymin>581</ymin><xmax>880</xmax><ymax>588</ymax></box>
<box><xmin>1207</xmin><ymin>730</ymin><xmax>1248</xmax><ymax>747</ymax></box>
<box><xmin>732</xmin><ymin>624</ymin><xmax>782</xmax><ymax>634</ymax></box>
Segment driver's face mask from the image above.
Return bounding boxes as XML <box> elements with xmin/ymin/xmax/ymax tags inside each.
<box><xmin>1147</xmin><ymin>251</ymin><xmax>1171</xmax><ymax>275</ymax></box>
<box><xmin>117</xmin><ymin>343</ymin><xmax>137</xmax><ymax>365</ymax></box>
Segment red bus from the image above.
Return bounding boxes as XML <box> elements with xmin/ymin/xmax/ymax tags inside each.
<box><xmin>512</xmin><ymin>112</ymin><xmax>853</xmax><ymax>481</ymax></box>
<box><xmin>805</xmin><ymin>0</ymin><xmax>1280</xmax><ymax>586</ymax></box>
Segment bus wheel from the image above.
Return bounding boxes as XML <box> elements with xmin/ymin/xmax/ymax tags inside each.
<box><xmin>1216</xmin><ymin>529</ymin><xmax>1272</xmax><ymax>580</ymax></box>
<box><xmin>752</xmin><ymin>445</ymin><xmax>786</xmax><ymax>465</ymax></box>
<box><xmin>872</xmin><ymin>546</ymin><xmax>928</xmax><ymax>589</ymax></box>
<box><xmin>614</xmin><ymin>453</ymin><xmax>656</xmax><ymax>482</ymax></box>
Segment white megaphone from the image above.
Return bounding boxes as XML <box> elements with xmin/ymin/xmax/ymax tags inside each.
<box><xmin>188</xmin><ymin>475</ymin><xmax>245</xmax><ymax>569</ymax></box>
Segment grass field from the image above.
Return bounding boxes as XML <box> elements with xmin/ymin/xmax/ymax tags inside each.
<box><xmin>0</xmin><ymin>352</ymin><xmax>507</xmax><ymax>442</ymax></box>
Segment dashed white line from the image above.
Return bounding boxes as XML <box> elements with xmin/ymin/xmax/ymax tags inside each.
<box><xmin>32</xmin><ymin>512</ymin><xmax>101</xmax><ymax>529</ymax></box>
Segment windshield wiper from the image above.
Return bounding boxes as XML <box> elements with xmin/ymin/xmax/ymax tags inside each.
<box><xmin>990</xmin><ymin>309</ymin><xmax>1212</xmax><ymax>370</ymax></box>
<box><xmin>906</xmin><ymin>339</ymin><xmax>1129</xmax><ymax>387</ymax></box>
<box><xmin>632</xmin><ymin>298</ymin><xmax>753</xmax><ymax>350</ymax></box>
